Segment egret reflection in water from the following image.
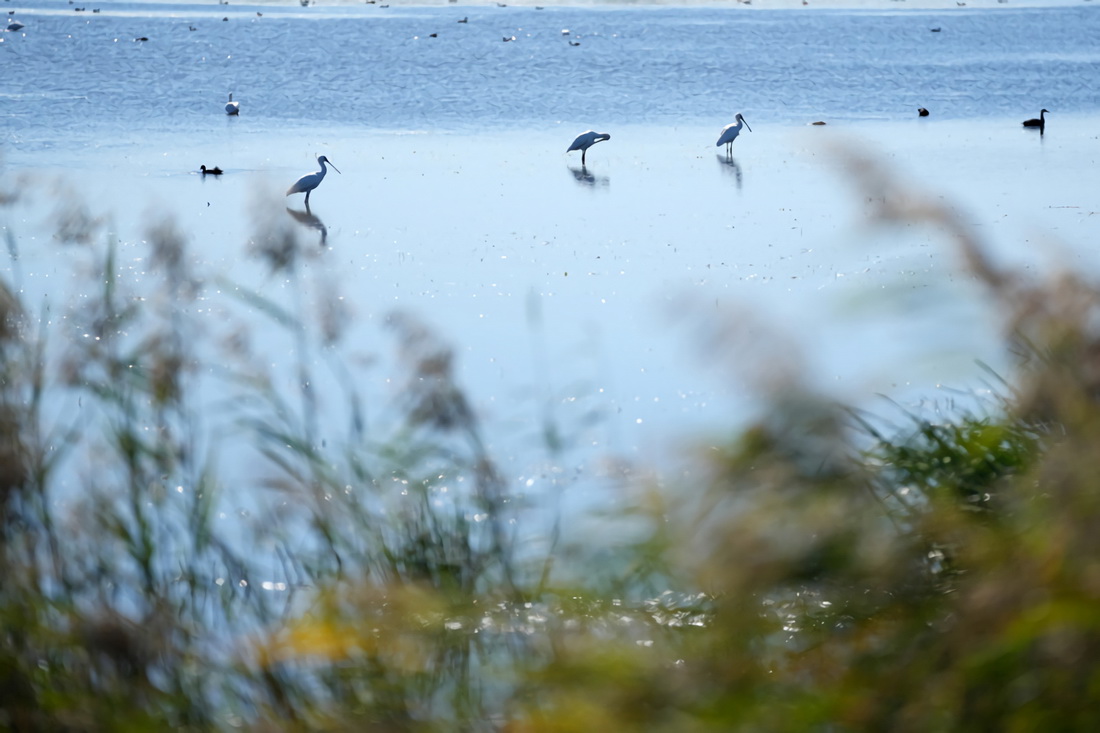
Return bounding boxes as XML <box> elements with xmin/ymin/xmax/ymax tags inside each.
<box><xmin>716</xmin><ymin>155</ymin><xmax>743</xmax><ymax>190</ymax></box>
<box><xmin>286</xmin><ymin>206</ymin><xmax>328</xmax><ymax>246</ymax></box>
<box><xmin>567</xmin><ymin>165</ymin><xmax>609</xmax><ymax>188</ymax></box>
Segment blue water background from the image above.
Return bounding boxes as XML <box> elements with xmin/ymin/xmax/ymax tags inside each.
<box><xmin>2</xmin><ymin>2</ymin><xmax>1099</xmax><ymax>530</ymax></box>
<box><xmin>3</xmin><ymin>2</ymin><xmax>1099</xmax><ymax>150</ymax></box>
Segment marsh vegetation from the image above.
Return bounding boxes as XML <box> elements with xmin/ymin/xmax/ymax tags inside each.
<box><xmin>2</xmin><ymin>156</ymin><xmax>1100</xmax><ymax>731</ymax></box>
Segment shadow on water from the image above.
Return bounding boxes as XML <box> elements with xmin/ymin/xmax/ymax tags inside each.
<box><xmin>716</xmin><ymin>155</ymin><xmax>743</xmax><ymax>190</ymax></box>
<box><xmin>286</xmin><ymin>205</ymin><xmax>328</xmax><ymax>246</ymax></box>
<box><xmin>567</xmin><ymin>164</ymin><xmax>609</xmax><ymax>189</ymax></box>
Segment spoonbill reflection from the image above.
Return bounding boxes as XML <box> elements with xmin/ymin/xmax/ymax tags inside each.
<box><xmin>567</xmin><ymin>130</ymin><xmax>611</xmax><ymax>165</ymax></box>
<box><xmin>287</xmin><ymin>207</ymin><xmax>328</xmax><ymax>246</ymax></box>
<box><xmin>287</xmin><ymin>155</ymin><xmax>340</xmax><ymax>207</ymax></box>
<box><xmin>716</xmin><ymin>155</ymin><xmax>743</xmax><ymax>190</ymax></box>
<box><xmin>1022</xmin><ymin>108</ymin><xmax>1048</xmax><ymax>132</ymax></box>
<box><xmin>716</xmin><ymin>113</ymin><xmax>751</xmax><ymax>154</ymax></box>
<box><xmin>225</xmin><ymin>93</ymin><xmax>239</xmax><ymax>116</ymax></box>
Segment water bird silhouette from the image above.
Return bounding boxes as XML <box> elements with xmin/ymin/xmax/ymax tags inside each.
<box><xmin>567</xmin><ymin>131</ymin><xmax>611</xmax><ymax>165</ymax></box>
<box><xmin>287</xmin><ymin>155</ymin><xmax>340</xmax><ymax>207</ymax></box>
<box><xmin>200</xmin><ymin>165</ymin><xmax>223</xmax><ymax>175</ymax></box>
<box><xmin>225</xmin><ymin>93</ymin><xmax>239</xmax><ymax>116</ymax></box>
<box><xmin>1022</xmin><ymin>109</ymin><xmax>1048</xmax><ymax>131</ymax></box>
<box><xmin>716</xmin><ymin>113</ymin><xmax>751</xmax><ymax>154</ymax></box>
<box><xmin>918</xmin><ymin>107</ymin><xmax>929</xmax><ymax>117</ymax></box>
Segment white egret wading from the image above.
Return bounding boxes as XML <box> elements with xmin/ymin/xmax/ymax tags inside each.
<box><xmin>716</xmin><ymin>113</ymin><xmax>752</xmax><ymax>154</ymax></box>
<box><xmin>287</xmin><ymin>155</ymin><xmax>340</xmax><ymax>206</ymax></box>
<box><xmin>567</xmin><ymin>130</ymin><xmax>611</xmax><ymax>166</ymax></box>
<box><xmin>225</xmin><ymin>93</ymin><xmax>239</xmax><ymax>116</ymax></box>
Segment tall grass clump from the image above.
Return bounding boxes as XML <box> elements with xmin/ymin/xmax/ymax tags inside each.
<box><xmin>2</xmin><ymin>156</ymin><xmax>1100</xmax><ymax>731</ymax></box>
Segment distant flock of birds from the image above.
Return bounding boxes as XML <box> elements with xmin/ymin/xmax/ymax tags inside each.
<box><xmin>7</xmin><ymin>11</ymin><xmax>1055</xmax><ymax>201</ymax></box>
<box><xmin>203</xmin><ymin>96</ymin><xmax>1052</xmax><ymax>205</ymax></box>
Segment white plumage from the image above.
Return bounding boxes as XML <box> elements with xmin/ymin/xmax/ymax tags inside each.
<box><xmin>716</xmin><ymin>113</ymin><xmax>752</xmax><ymax>154</ymax></box>
<box><xmin>286</xmin><ymin>155</ymin><xmax>341</xmax><ymax>206</ymax></box>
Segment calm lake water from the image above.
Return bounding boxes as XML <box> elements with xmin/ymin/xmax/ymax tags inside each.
<box><xmin>2</xmin><ymin>1</ymin><xmax>1100</xmax><ymax>519</ymax></box>
<box><xmin>4</xmin><ymin>0</ymin><xmax>1100</xmax><ymax>140</ymax></box>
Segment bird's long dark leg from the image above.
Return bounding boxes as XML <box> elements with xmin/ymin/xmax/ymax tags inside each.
<box><xmin>304</xmin><ymin>190</ymin><xmax>311</xmax><ymax>207</ymax></box>
<box><xmin>581</xmin><ymin>150</ymin><xmax>587</xmax><ymax>166</ymax></box>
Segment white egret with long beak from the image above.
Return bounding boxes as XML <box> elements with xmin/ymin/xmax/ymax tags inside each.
<box><xmin>287</xmin><ymin>155</ymin><xmax>340</xmax><ymax>206</ymax></box>
<box><xmin>716</xmin><ymin>113</ymin><xmax>751</xmax><ymax>154</ymax></box>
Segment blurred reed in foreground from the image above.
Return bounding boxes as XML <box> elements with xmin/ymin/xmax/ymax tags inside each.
<box><xmin>2</xmin><ymin>159</ymin><xmax>1099</xmax><ymax>731</ymax></box>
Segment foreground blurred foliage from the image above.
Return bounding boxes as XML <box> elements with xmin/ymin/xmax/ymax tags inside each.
<box><xmin>2</xmin><ymin>161</ymin><xmax>1100</xmax><ymax>731</ymax></box>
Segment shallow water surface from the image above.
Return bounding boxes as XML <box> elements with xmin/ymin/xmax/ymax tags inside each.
<box><xmin>3</xmin><ymin>1</ymin><xmax>1099</xmax><ymax>143</ymax></box>
<box><xmin>2</xmin><ymin>1</ymin><xmax>1100</xmax><ymax>519</ymax></box>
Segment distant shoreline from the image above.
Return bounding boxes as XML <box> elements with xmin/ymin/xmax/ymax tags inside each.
<box><xmin>51</xmin><ymin>0</ymin><xmax>1097</xmax><ymax>11</ymax></box>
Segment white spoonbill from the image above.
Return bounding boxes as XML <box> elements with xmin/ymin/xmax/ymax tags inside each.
<box><xmin>225</xmin><ymin>93</ymin><xmax>239</xmax><ymax>116</ymax></box>
<box><xmin>716</xmin><ymin>113</ymin><xmax>752</xmax><ymax>154</ymax></box>
<box><xmin>567</xmin><ymin>130</ymin><xmax>611</xmax><ymax>166</ymax></box>
<box><xmin>287</xmin><ymin>155</ymin><xmax>341</xmax><ymax>206</ymax></box>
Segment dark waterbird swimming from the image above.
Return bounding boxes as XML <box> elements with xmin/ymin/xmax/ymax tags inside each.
<box><xmin>200</xmin><ymin>165</ymin><xmax>223</xmax><ymax>175</ymax></box>
<box><xmin>1022</xmin><ymin>109</ymin><xmax>1049</xmax><ymax>131</ymax></box>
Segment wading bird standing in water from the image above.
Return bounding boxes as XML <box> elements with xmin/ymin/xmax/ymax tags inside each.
<box><xmin>717</xmin><ymin>113</ymin><xmax>752</xmax><ymax>155</ymax></box>
<box><xmin>287</xmin><ymin>155</ymin><xmax>340</xmax><ymax>207</ymax></box>
<box><xmin>225</xmin><ymin>93</ymin><xmax>239</xmax><ymax>115</ymax></box>
<box><xmin>567</xmin><ymin>130</ymin><xmax>611</xmax><ymax>166</ymax></box>
<box><xmin>1022</xmin><ymin>108</ymin><xmax>1048</xmax><ymax>133</ymax></box>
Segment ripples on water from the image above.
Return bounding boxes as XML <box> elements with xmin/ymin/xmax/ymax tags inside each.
<box><xmin>2</xmin><ymin>3</ymin><xmax>1098</xmax><ymax>148</ymax></box>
